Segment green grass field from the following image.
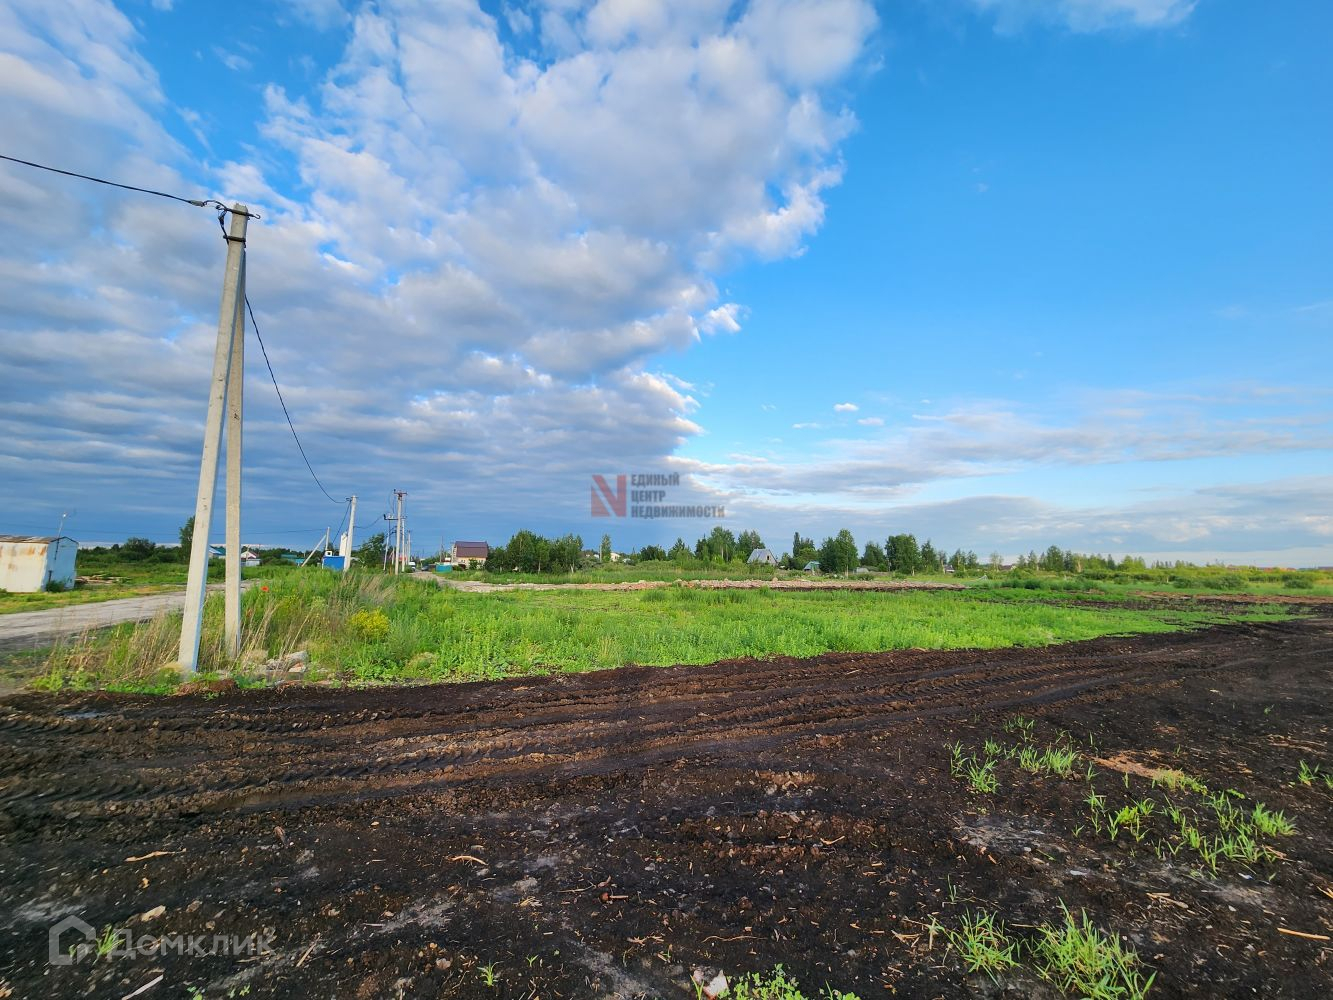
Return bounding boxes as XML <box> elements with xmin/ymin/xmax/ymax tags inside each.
<box><xmin>31</xmin><ymin>570</ymin><xmax>1298</xmax><ymax>693</ymax></box>
<box><xmin>0</xmin><ymin>561</ymin><xmax>300</xmax><ymax>615</ymax></box>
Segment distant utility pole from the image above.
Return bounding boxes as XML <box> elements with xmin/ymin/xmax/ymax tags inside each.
<box><xmin>178</xmin><ymin>205</ymin><xmax>249</xmax><ymax>675</ymax></box>
<box><xmin>339</xmin><ymin>494</ymin><xmax>357</xmax><ymax>572</ymax></box>
<box><xmin>383</xmin><ymin>490</ymin><xmax>407</xmax><ymax>574</ymax></box>
<box><xmin>394</xmin><ymin>490</ymin><xmax>406</xmax><ymax>574</ymax></box>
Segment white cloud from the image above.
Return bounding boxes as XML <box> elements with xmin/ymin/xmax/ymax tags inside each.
<box><xmin>834</xmin><ymin>402</ymin><xmax>859</xmax><ymax>412</ymax></box>
<box><xmin>278</xmin><ymin>0</ymin><xmax>349</xmax><ymax>31</ymax></box>
<box><xmin>969</xmin><ymin>0</ymin><xmax>1196</xmax><ymax>31</ymax></box>
<box><xmin>213</xmin><ymin>47</ymin><xmax>251</xmax><ymax>72</ymax></box>
<box><xmin>0</xmin><ymin>0</ymin><xmax>877</xmax><ymax>537</ymax></box>
<box><xmin>857</xmin><ymin>416</ymin><xmax>884</xmax><ymax>426</ymax></box>
<box><xmin>701</xmin><ymin>303</ymin><xmax>745</xmax><ymax>335</ymax></box>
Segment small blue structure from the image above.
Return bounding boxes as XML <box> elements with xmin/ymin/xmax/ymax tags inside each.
<box><xmin>435</xmin><ymin>562</ymin><xmax>453</xmax><ymax>573</ymax></box>
<box><xmin>321</xmin><ymin>555</ymin><xmax>345</xmax><ymax>570</ymax></box>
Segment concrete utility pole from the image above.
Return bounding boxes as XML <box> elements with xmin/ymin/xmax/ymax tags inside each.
<box><xmin>178</xmin><ymin>205</ymin><xmax>248</xmax><ymax>674</ymax></box>
<box><xmin>394</xmin><ymin>490</ymin><xmax>406</xmax><ymax>574</ymax></box>
<box><xmin>224</xmin><ymin>253</ymin><xmax>246</xmax><ymax>657</ymax></box>
<box><xmin>339</xmin><ymin>494</ymin><xmax>357</xmax><ymax>572</ymax></box>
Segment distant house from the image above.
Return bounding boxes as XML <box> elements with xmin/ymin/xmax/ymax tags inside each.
<box><xmin>0</xmin><ymin>535</ymin><xmax>78</xmax><ymax>592</ymax></box>
<box><xmin>803</xmin><ymin>560</ymin><xmax>821</xmax><ymax>573</ymax></box>
<box><xmin>209</xmin><ymin>544</ymin><xmax>260</xmax><ymax>568</ymax></box>
<box><xmin>452</xmin><ymin>541</ymin><xmax>489</xmax><ymax>569</ymax></box>
<box><xmin>746</xmin><ymin>547</ymin><xmax>778</xmax><ymax>567</ymax></box>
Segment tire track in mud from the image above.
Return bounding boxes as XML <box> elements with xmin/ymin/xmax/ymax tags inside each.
<box><xmin>1</xmin><ymin>619</ymin><xmax>1328</xmax><ymax>832</ymax></box>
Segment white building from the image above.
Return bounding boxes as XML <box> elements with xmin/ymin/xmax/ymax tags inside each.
<box><xmin>0</xmin><ymin>535</ymin><xmax>78</xmax><ymax>592</ymax></box>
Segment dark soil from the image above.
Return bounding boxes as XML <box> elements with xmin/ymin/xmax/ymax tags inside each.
<box><xmin>1</xmin><ymin>617</ymin><xmax>1330</xmax><ymax>999</ymax></box>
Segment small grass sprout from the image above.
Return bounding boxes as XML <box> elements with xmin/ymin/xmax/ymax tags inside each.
<box><xmin>1249</xmin><ymin>802</ymin><xmax>1295</xmax><ymax>837</ymax></box>
<box><xmin>1033</xmin><ymin>905</ymin><xmax>1155</xmax><ymax>1000</ymax></box>
<box><xmin>1003</xmin><ymin>714</ymin><xmax>1035</xmax><ymax>739</ymax></box>
<box><xmin>1040</xmin><ymin>745</ymin><xmax>1079</xmax><ymax>778</ymax></box>
<box><xmin>940</xmin><ymin>910</ymin><xmax>1020</xmax><ymax>983</ymax></box>
<box><xmin>727</xmin><ymin>965</ymin><xmax>861</xmax><ymax>1000</ymax></box>
<box><xmin>966</xmin><ymin>756</ymin><xmax>999</xmax><ymax>794</ymax></box>
<box><xmin>1150</xmin><ymin>769</ymin><xmax>1207</xmax><ymax>795</ymax></box>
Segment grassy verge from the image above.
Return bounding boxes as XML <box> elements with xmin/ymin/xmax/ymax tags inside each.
<box><xmin>27</xmin><ymin>570</ymin><xmax>1297</xmax><ymax>693</ymax></box>
<box><xmin>0</xmin><ymin>562</ymin><xmax>298</xmax><ymax>615</ymax></box>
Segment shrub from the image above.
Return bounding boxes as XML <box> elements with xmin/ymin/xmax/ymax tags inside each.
<box><xmin>347</xmin><ymin>608</ymin><xmax>391</xmax><ymax>642</ymax></box>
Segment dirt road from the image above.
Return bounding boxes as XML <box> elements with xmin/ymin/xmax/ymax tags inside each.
<box><xmin>0</xmin><ymin>582</ymin><xmax>253</xmax><ymax>652</ymax></box>
<box><xmin>1</xmin><ymin>617</ymin><xmax>1330</xmax><ymax>998</ymax></box>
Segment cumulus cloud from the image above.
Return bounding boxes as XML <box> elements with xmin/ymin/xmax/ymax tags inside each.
<box><xmin>833</xmin><ymin>402</ymin><xmax>858</xmax><ymax>412</ymax></box>
<box><xmin>701</xmin><ymin>303</ymin><xmax>745</xmax><ymax>335</ymax></box>
<box><xmin>0</xmin><ymin>0</ymin><xmax>878</xmax><ymax>539</ymax></box>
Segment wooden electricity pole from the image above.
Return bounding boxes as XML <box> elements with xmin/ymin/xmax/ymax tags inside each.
<box><xmin>178</xmin><ymin>205</ymin><xmax>249</xmax><ymax>674</ymax></box>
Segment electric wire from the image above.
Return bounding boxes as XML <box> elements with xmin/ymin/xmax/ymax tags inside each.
<box><xmin>0</xmin><ymin>152</ymin><xmax>259</xmax><ymax>217</ymax></box>
<box><xmin>333</xmin><ymin>498</ymin><xmax>351</xmax><ymax>541</ymax></box>
<box><xmin>243</xmin><ymin>294</ymin><xmax>344</xmax><ymax>506</ymax></box>
<box><xmin>2</xmin><ymin>152</ymin><xmax>356</xmax><ymax>548</ymax></box>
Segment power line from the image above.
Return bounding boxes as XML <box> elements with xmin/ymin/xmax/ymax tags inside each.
<box><xmin>0</xmin><ymin>152</ymin><xmax>259</xmax><ymax>216</ymax></box>
<box><xmin>334</xmin><ymin>498</ymin><xmax>351</xmax><ymax>540</ymax></box>
<box><xmin>243</xmin><ymin>293</ymin><xmax>344</xmax><ymax>505</ymax></box>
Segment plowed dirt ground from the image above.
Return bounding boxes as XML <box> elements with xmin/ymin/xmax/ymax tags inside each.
<box><xmin>2</xmin><ymin>615</ymin><xmax>1330</xmax><ymax>999</ymax></box>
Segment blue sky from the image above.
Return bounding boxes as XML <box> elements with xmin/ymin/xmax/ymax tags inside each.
<box><xmin>1</xmin><ymin>0</ymin><xmax>1330</xmax><ymax>564</ymax></box>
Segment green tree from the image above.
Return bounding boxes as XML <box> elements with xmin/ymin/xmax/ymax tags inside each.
<box><xmin>669</xmin><ymin>537</ymin><xmax>692</xmax><ymax>563</ymax></box>
<box><xmin>886</xmin><ymin>534</ymin><xmax>921</xmax><ymax>575</ymax></box>
<box><xmin>122</xmin><ymin>536</ymin><xmax>156</xmax><ymax>562</ymax></box>
<box><xmin>178</xmin><ymin>516</ymin><xmax>195</xmax><ymax>554</ymax></box>
<box><xmin>920</xmin><ymin>539</ymin><xmax>942</xmax><ymax>573</ymax></box>
<box><xmin>861</xmin><ymin>541</ymin><xmax>886</xmax><ymax>569</ymax></box>
<box><xmin>551</xmin><ymin>533</ymin><xmax>583</xmax><ymax>571</ymax></box>
<box><xmin>697</xmin><ymin>526</ymin><xmax>738</xmax><ymax>562</ymax></box>
<box><xmin>354</xmin><ymin>532</ymin><xmax>387</xmax><ymax>568</ymax></box>
<box><xmin>819</xmin><ymin>529</ymin><xmax>858</xmax><ymax>574</ymax></box>
<box><xmin>736</xmin><ymin>529</ymin><xmax>764</xmax><ymax>560</ymax></box>
<box><xmin>638</xmin><ymin>544</ymin><xmax>667</xmax><ymax>561</ymax></box>
<box><xmin>600</xmin><ymin>533</ymin><xmax>612</xmax><ymax>564</ymax></box>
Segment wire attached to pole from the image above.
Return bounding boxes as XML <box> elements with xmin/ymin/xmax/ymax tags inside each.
<box><xmin>0</xmin><ymin>152</ymin><xmax>260</xmax><ymax>218</ymax></box>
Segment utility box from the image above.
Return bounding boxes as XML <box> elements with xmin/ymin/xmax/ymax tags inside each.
<box><xmin>0</xmin><ymin>535</ymin><xmax>78</xmax><ymax>592</ymax></box>
<box><xmin>435</xmin><ymin>563</ymin><xmax>452</xmax><ymax>573</ymax></box>
<box><xmin>321</xmin><ymin>555</ymin><xmax>346</xmax><ymax>570</ymax></box>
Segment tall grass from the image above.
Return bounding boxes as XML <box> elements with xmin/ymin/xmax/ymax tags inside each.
<box><xmin>35</xmin><ymin>572</ymin><xmax>396</xmax><ymax>692</ymax></box>
<box><xmin>31</xmin><ymin>572</ymin><xmax>1296</xmax><ymax>692</ymax></box>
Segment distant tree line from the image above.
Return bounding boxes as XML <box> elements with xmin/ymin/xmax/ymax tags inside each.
<box><xmin>627</xmin><ymin>526</ymin><xmax>982</xmax><ymax>576</ymax></box>
<box><xmin>485</xmin><ymin>530</ymin><xmax>585</xmax><ymax>574</ymax></box>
